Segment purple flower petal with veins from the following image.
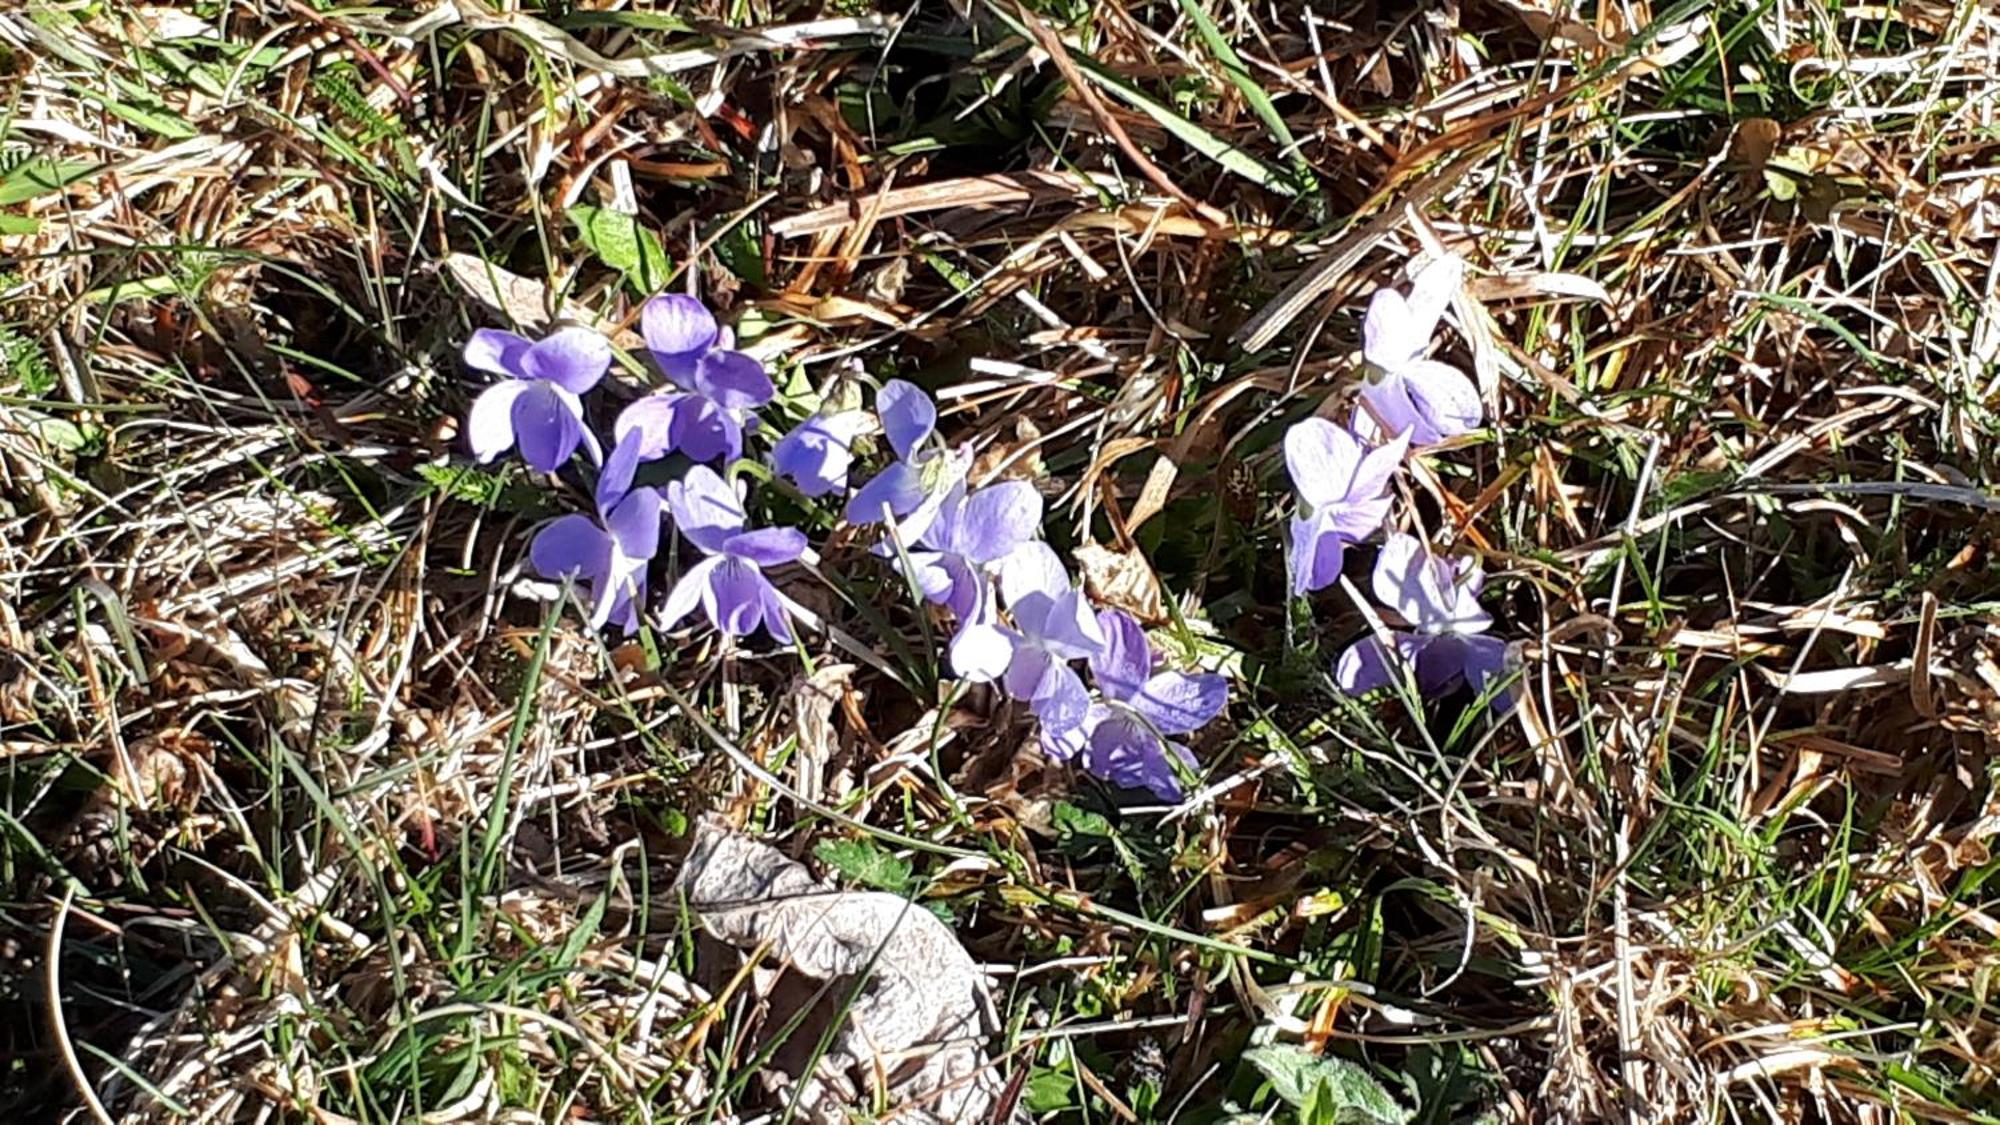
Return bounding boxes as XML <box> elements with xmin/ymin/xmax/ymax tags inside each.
<box><xmin>465</xmin><ymin>326</ymin><xmax>611</xmax><ymax>471</ymax></box>
<box><xmin>528</xmin><ymin>441</ymin><xmax>662</xmax><ymax>634</ymax></box>
<box><xmin>1084</xmin><ymin>710</ymin><xmax>1198</xmax><ymax>802</ymax></box>
<box><xmin>659</xmin><ymin>465</ymin><xmax>806</xmax><ymax>641</ymax></box>
<box><xmin>905</xmin><ymin>481</ymin><xmax>1043</xmax><ymax>620</ymax></box>
<box><xmin>1354</xmin><ymin>255</ymin><xmax>1483</xmax><ymax>447</ymax></box>
<box><xmin>642</xmin><ymin>294</ymin><xmax>722</xmax><ymax>386</ymax></box>
<box><xmin>771</xmin><ymin>411</ymin><xmax>867</xmax><ymax>497</ymax></box>
<box><xmin>877</xmin><ymin>379</ymin><xmax>937</xmax><ymax>462</ymax></box>
<box><xmin>1283</xmin><ymin>418</ymin><xmax>1407</xmax><ymax>596</ymax></box>
<box><xmin>1073</xmin><ymin>610</ymin><xmax>1228</xmax><ymax>800</ymax></box>
<box><xmin>847</xmin><ymin>381</ymin><xmax>968</xmax><ymax>542</ymax></box>
<box><xmin>1335</xmin><ymin>531</ymin><xmax>1512</xmax><ymax>710</ymax></box>
<box><xmin>953</xmin><ymin>542</ymin><xmax>1105</xmax><ymax>736</ymax></box>
<box><xmin>620</xmin><ymin>295</ymin><xmax>774</xmax><ymax>465</ymax></box>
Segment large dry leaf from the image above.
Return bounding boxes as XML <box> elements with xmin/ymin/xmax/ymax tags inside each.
<box><xmin>675</xmin><ymin>819</ymin><xmax>1012</xmax><ymax>1123</ymax></box>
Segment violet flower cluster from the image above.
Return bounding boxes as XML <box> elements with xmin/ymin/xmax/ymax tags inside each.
<box><xmin>461</xmin><ymin>294</ymin><xmax>1228</xmax><ymax>802</ymax></box>
<box><xmin>1283</xmin><ymin>254</ymin><xmax>1514</xmax><ymax>712</ymax></box>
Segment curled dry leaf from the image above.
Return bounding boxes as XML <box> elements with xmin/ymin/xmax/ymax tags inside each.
<box><xmin>789</xmin><ymin>663</ymin><xmax>856</xmax><ymax>807</ymax></box>
<box><xmin>1075</xmin><ymin>541</ymin><xmax>1165</xmax><ymax>621</ymax></box>
<box><xmin>674</xmin><ymin>817</ymin><xmax>1013</xmax><ymax>1124</ymax></box>
<box><xmin>442</xmin><ymin>252</ymin><xmax>642</xmax><ymax>348</ymax></box>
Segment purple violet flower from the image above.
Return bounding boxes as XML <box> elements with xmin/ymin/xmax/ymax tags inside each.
<box><xmin>1067</xmin><ymin>609</ymin><xmax>1227</xmax><ymax>801</ymax></box>
<box><xmin>844</xmin><ymin>380</ymin><xmax>968</xmax><ymax>543</ymax></box>
<box><xmin>1355</xmin><ymin>255</ymin><xmax>1482</xmax><ymax>447</ymax></box>
<box><xmin>1335</xmin><ymin>531</ymin><xmax>1511</xmax><ymax>710</ymax></box>
<box><xmin>465</xmin><ymin>326</ymin><xmax>610</xmax><ymax>472</ymax></box>
<box><xmin>771</xmin><ymin>411</ymin><xmax>868</xmax><ymax>497</ymax></box>
<box><xmin>1284</xmin><ymin>418</ymin><xmax>1408</xmax><ymax>596</ymax></box>
<box><xmin>614</xmin><ymin>295</ymin><xmax>775</xmax><ymax>466</ymax></box>
<box><xmin>659</xmin><ymin>464</ymin><xmax>807</xmax><ymax>642</ymax></box>
<box><xmin>907</xmin><ymin>481</ymin><xmax>1044</xmax><ymax>621</ymax></box>
<box><xmin>528</xmin><ymin>433</ymin><xmax>661</xmax><ymax>633</ymax></box>
<box><xmin>949</xmin><ymin>542</ymin><xmax>1105</xmax><ymax>735</ymax></box>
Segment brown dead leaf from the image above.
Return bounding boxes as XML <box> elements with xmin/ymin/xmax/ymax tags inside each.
<box><xmin>1075</xmin><ymin>542</ymin><xmax>1165</xmax><ymax>622</ymax></box>
<box><xmin>442</xmin><ymin>252</ymin><xmax>641</xmax><ymax>347</ymax></box>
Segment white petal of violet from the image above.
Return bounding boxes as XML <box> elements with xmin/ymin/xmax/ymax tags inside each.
<box><xmin>1403</xmin><ymin>359</ymin><xmax>1483</xmax><ymax>441</ymax></box>
<box><xmin>1405</xmin><ymin>253</ymin><xmax>1465</xmax><ymax>337</ymax></box>
<box><xmin>1282</xmin><ymin>417</ymin><xmax>1362</xmax><ymax>512</ymax></box>
<box><xmin>466</xmin><ymin>379</ymin><xmax>532</xmax><ymax>462</ymax></box>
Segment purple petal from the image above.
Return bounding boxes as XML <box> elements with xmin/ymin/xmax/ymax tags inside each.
<box><xmin>666</xmin><ymin>465</ymin><xmax>746</xmax><ymax>554</ymax></box>
<box><xmin>464</xmin><ymin>328</ymin><xmax>533</xmax><ymax>378</ymax></box>
<box><xmin>1327</xmin><ymin>494</ymin><xmax>1396</xmax><ymax>545</ymax></box>
<box><xmin>1287</xmin><ymin>512</ymin><xmax>1347</xmax><ymax>597</ymax></box>
<box><xmin>1357</xmin><ymin>375</ymin><xmax>1433</xmax><ymax>446</ymax></box>
<box><xmin>522</xmin><ymin>327</ymin><xmax>611</xmax><ymax>394</ymax></box>
<box><xmin>1041</xmin><ymin>713</ymin><xmax>1090</xmax><ymax>763</ymax></box>
<box><xmin>604</xmin><ymin>485</ymin><xmax>662</xmax><ymax>563</ymax></box>
<box><xmin>920</xmin><ymin>552</ymin><xmax>985</xmax><ymax>621</ymax></box>
<box><xmin>467</xmin><ymin>379</ymin><xmax>531</xmax><ymax>463</ymax></box>
<box><xmin>1403</xmin><ymin>359</ymin><xmax>1483</xmax><ymax>441</ymax></box>
<box><xmin>947</xmin><ymin>481</ymin><xmax>1042</xmax><ymax>564</ymax></box>
<box><xmin>997</xmin><ymin>541</ymin><xmax>1070</xmax><ymax>609</ymax></box>
<box><xmin>613</xmin><ymin>394</ymin><xmax>685</xmax><ymax>462</ymax></box>
<box><xmin>949</xmin><ymin>620</ymin><xmax>1014</xmax><ymax>682</ymax></box>
<box><xmin>660</xmin><ymin>556</ymin><xmax>720</xmax><ymax>631</ymax></box>
<box><xmin>597</xmin><ymin>556</ymin><xmax>648</xmax><ymax>630</ymax></box>
<box><xmin>1371</xmin><ymin>532</ymin><xmax>1439</xmax><ymax>628</ymax></box>
<box><xmin>1335</xmin><ymin>634</ymin><xmax>1408</xmax><ymax>696</ymax></box>
<box><xmin>771</xmin><ymin>414</ymin><xmax>858</xmax><ymax>497</ymax></box>
<box><xmin>1414</xmin><ymin>633</ymin><xmax>1478</xmax><ymax>696</ymax></box>
<box><xmin>877</xmin><ymin>379</ymin><xmax>937</xmax><ymax>463</ymax></box>
<box><xmin>1362</xmin><ymin>289</ymin><xmax>1424</xmax><ymax>372</ymax></box>
<box><xmin>723</xmin><ymin>527</ymin><xmax>807</xmax><ymax>567</ymax></box>
<box><xmin>511</xmin><ymin>381</ymin><xmax>587</xmax><ymax>472</ymax></box>
<box><xmin>1085</xmin><ymin>715</ymin><xmax>1187</xmax><ymax>801</ymax></box>
<box><xmin>844</xmin><ymin>461</ymin><xmax>926</xmax><ymax>526</ymax></box>
<box><xmin>1284</xmin><ymin>418</ymin><xmax>1363</xmax><ymax>512</ymax></box>
<box><xmin>705</xmin><ymin>556</ymin><xmax>773</xmax><ymax>637</ymax></box>
<box><xmin>530</xmin><ymin>514</ymin><xmax>611</xmax><ymax>583</ymax></box>
<box><xmin>1001</xmin><ymin>645</ymin><xmax>1054</xmax><ymax>703</ymax></box>
<box><xmin>1460</xmin><ymin>634</ymin><xmax>1513</xmax><ymax>710</ymax></box>
<box><xmin>1089</xmin><ymin>609</ymin><xmax>1152</xmax><ymax>702</ymax></box>
<box><xmin>604</xmin><ymin>586</ymin><xmax>641</xmax><ymax>635</ymax></box>
<box><xmin>597</xmin><ymin>429</ymin><xmax>644</xmax><ymax>513</ymax></box>
<box><xmin>906</xmin><ymin>549</ymin><xmax>956</xmax><ymax>604</ymax></box>
<box><xmin>1406</xmin><ymin>254</ymin><xmax>1463</xmax><ymax>332</ymax></box>
<box><xmin>1030</xmin><ymin>660</ymin><xmax>1091</xmax><ymax>734</ymax></box>
<box><xmin>671</xmin><ymin>398</ymin><xmax>743</xmax><ymax>465</ymax></box>
<box><xmin>1024</xmin><ymin>589</ymin><xmax>1105</xmax><ymax>661</ymax></box>
<box><xmin>1133</xmin><ymin>671</ymin><xmax>1226</xmax><ymax>735</ymax></box>
<box><xmin>692</xmin><ymin>349</ymin><xmax>775</xmax><ymax>413</ymax></box>
<box><xmin>757</xmin><ymin>578</ymin><xmax>796</xmax><ymax>644</ymax></box>
<box><xmin>642</xmin><ymin>294</ymin><xmax>719</xmax><ymax>385</ymax></box>
<box><xmin>1353</xmin><ymin>423</ymin><xmax>1412</xmax><ymax>494</ymax></box>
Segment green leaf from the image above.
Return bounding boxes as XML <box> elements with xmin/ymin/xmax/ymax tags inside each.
<box><xmin>1056</xmin><ymin>796</ymin><xmax>1120</xmax><ymax>840</ymax></box>
<box><xmin>715</xmin><ymin>221</ymin><xmax>766</xmax><ymax>289</ymax></box>
<box><xmin>1245</xmin><ymin>1044</ymin><xmax>1411</xmax><ymax>1125</ymax></box>
<box><xmin>0</xmin><ymin>158</ymin><xmax>97</xmax><ymax>206</ymax></box>
<box><xmin>1174</xmin><ymin>0</ymin><xmax>1314</xmax><ymax>192</ymax></box>
<box><xmin>1024</xmin><ymin>1067</ymin><xmax>1076</xmax><ymax>1113</ymax></box>
<box><xmin>568</xmin><ymin>204</ymin><xmax>671</xmax><ymax>294</ymax></box>
<box><xmin>22</xmin><ymin>412</ymin><xmax>95</xmax><ymax>454</ymax></box>
<box><xmin>814</xmin><ymin>836</ymin><xmax>912</xmax><ymax>893</ymax></box>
